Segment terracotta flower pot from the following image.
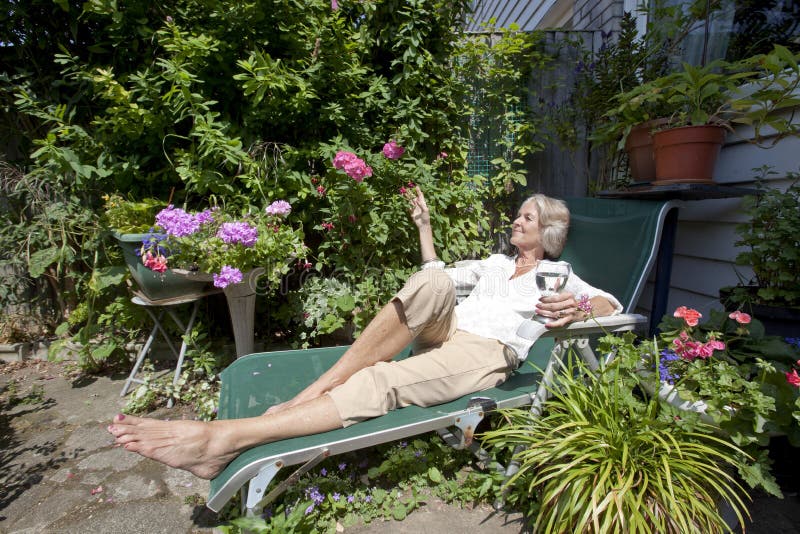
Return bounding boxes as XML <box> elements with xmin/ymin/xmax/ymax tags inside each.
<box><xmin>624</xmin><ymin>118</ymin><xmax>670</xmax><ymax>184</ymax></box>
<box><xmin>652</xmin><ymin>124</ymin><xmax>727</xmax><ymax>185</ymax></box>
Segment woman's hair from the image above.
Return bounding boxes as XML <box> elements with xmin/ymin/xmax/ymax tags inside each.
<box><xmin>520</xmin><ymin>194</ymin><xmax>570</xmax><ymax>259</ymax></box>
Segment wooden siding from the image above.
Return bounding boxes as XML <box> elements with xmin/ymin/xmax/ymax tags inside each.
<box><xmin>467</xmin><ymin>0</ymin><xmax>561</xmax><ymax>31</ymax></box>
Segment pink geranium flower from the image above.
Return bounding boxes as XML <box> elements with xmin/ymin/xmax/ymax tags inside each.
<box><xmin>674</xmin><ymin>306</ymin><xmax>702</xmax><ymax>327</ymax></box>
<box><xmin>382</xmin><ymin>140</ymin><xmax>405</xmax><ymax>160</ymax></box>
<box><xmin>728</xmin><ymin>310</ymin><xmax>751</xmax><ymax>324</ymax></box>
<box><xmin>786</xmin><ymin>369</ymin><xmax>800</xmax><ymax>387</ymax></box>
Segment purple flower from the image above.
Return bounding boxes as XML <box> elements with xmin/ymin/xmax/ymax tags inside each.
<box><xmin>156</xmin><ymin>206</ymin><xmax>202</xmax><ymax>237</ymax></box>
<box><xmin>414</xmin><ymin>450</ymin><xmax>422</xmax><ymax>457</ymax></box>
<box><xmin>195</xmin><ymin>208</ymin><xmax>215</xmax><ymax>226</ymax></box>
<box><xmin>347</xmin><ymin>495</ymin><xmax>355</xmax><ymax>503</ymax></box>
<box><xmin>364</xmin><ymin>495</ymin><xmax>372</xmax><ymax>503</ymax></box>
<box><xmin>305</xmin><ymin>486</ymin><xmax>324</xmax><ymax>505</ymax></box>
<box><xmin>332</xmin><ymin>492</ymin><xmax>341</xmax><ymax>501</ymax></box>
<box><xmin>319</xmin><ymin>467</ymin><xmax>327</xmax><ymax>476</ymax></box>
<box><xmin>266</xmin><ymin>200</ymin><xmax>292</xmax><ymax>217</ymax></box>
<box><xmin>216</xmin><ymin>222</ymin><xmax>258</xmax><ymax>247</ymax></box>
<box><xmin>213</xmin><ymin>265</ymin><xmax>243</xmax><ymax>288</ymax></box>
<box><xmin>657</xmin><ymin>349</ymin><xmax>681</xmax><ymax>384</ymax></box>
<box><xmin>577</xmin><ymin>294</ymin><xmax>593</xmax><ymax>315</ymax></box>
<box><xmin>338</xmin><ymin>462</ymin><xmax>347</xmax><ymax>471</ymax></box>
<box><xmin>304</xmin><ymin>503</ymin><xmax>315</xmax><ymax>515</ymax></box>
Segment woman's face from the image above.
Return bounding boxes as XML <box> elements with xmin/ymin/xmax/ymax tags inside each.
<box><xmin>510</xmin><ymin>201</ymin><xmax>543</xmax><ymax>253</ymax></box>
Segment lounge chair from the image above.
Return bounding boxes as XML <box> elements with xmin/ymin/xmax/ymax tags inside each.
<box><xmin>206</xmin><ymin>198</ymin><xmax>677</xmax><ymax>515</ymax></box>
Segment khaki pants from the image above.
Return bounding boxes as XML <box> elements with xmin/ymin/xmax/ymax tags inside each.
<box><xmin>328</xmin><ymin>269</ymin><xmax>517</xmax><ymax>427</ymax></box>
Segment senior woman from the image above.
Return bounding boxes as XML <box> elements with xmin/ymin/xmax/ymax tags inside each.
<box><xmin>107</xmin><ymin>188</ymin><xmax>621</xmax><ymax>479</ymax></box>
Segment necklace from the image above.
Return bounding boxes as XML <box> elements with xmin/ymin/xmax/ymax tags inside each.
<box><xmin>515</xmin><ymin>258</ymin><xmax>539</xmax><ymax>269</ymax></box>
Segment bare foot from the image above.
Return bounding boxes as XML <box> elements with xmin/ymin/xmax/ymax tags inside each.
<box><xmin>107</xmin><ymin>414</ymin><xmax>240</xmax><ymax>479</ymax></box>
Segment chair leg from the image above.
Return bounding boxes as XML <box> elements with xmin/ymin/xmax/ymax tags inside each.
<box><xmin>167</xmin><ymin>301</ymin><xmax>199</xmax><ymax>409</ymax></box>
<box><xmin>495</xmin><ymin>340</ymin><xmax>571</xmax><ymax>509</ymax></box>
<box><xmin>121</xmin><ymin>310</ymin><xmax>165</xmax><ymax>397</ymax></box>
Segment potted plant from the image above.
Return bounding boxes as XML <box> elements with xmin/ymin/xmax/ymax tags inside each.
<box><xmin>103</xmin><ymin>195</ymin><xmax>211</xmax><ymax>300</ymax></box>
<box><xmin>721</xmin><ymin>168</ymin><xmax>800</xmax><ymax>336</ymax></box>
<box><xmin>602</xmin><ymin>45</ymin><xmax>800</xmax><ymax>185</ymax></box>
<box><xmin>647</xmin><ymin>305</ymin><xmax>800</xmax><ymax>496</ymax></box>
<box><xmin>104</xmin><ymin>195</ymin><xmax>307</xmax><ymax>298</ymax></box>
<box><xmin>481</xmin><ymin>345</ymin><xmax>753</xmax><ymax>532</ymax></box>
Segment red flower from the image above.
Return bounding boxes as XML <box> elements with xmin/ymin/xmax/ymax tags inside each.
<box><xmin>317</xmin><ymin>185</ymin><xmax>326</xmax><ymax>196</ymax></box>
<box><xmin>673</xmin><ymin>306</ymin><xmax>702</xmax><ymax>327</ymax></box>
<box><xmin>786</xmin><ymin>369</ymin><xmax>800</xmax><ymax>387</ymax></box>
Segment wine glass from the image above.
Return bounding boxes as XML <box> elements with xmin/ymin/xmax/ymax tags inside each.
<box><xmin>534</xmin><ymin>260</ymin><xmax>572</xmax><ymax>323</ymax></box>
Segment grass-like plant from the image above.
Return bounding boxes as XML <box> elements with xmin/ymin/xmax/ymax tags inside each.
<box><xmin>481</xmin><ymin>350</ymin><xmax>752</xmax><ymax>533</ymax></box>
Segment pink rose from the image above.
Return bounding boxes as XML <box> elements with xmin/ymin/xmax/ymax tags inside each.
<box><xmin>343</xmin><ymin>159</ymin><xmax>372</xmax><ymax>182</ymax></box>
<box><xmin>333</xmin><ymin>150</ymin><xmax>357</xmax><ymax>170</ymax></box>
<box><xmin>382</xmin><ymin>140</ymin><xmax>405</xmax><ymax>160</ymax></box>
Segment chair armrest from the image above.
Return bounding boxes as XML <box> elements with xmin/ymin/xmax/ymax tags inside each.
<box><xmin>517</xmin><ymin>313</ymin><xmax>648</xmax><ymax>340</ymax></box>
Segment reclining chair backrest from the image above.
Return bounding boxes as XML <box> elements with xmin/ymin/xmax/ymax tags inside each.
<box><xmin>561</xmin><ymin>198</ymin><xmax>673</xmax><ymax>314</ymax></box>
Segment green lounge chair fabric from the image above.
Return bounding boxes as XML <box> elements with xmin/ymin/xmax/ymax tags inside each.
<box><xmin>207</xmin><ymin>198</ymin><xmax>673</xmax><ymax>513</ymax></box>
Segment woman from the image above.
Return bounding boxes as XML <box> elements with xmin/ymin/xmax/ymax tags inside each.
<box><xmin>107</xmin><ymin>188</ymin><xmax>621</xmax><ymax>479</ymax></box>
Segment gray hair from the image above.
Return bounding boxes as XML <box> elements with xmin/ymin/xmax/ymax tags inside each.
<box><xmin>520</xmin><ymin>194</ymin><xmax>570</xmax><ymax>259</ymax></box>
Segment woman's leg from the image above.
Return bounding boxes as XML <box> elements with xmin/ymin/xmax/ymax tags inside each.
<box><xmin>267</xmin><ymin>299</ymin><xmax>413</xmax><ymax>413</ymax></box>
<box><xmin>108</xmin><ymin>394</ymin><xmax>343</xmax><ymax>479</ymax></box>
<box><xmin>268</xmin><ymin>269</ymin><xmax>455</xmax><ymax>413</ymax></box>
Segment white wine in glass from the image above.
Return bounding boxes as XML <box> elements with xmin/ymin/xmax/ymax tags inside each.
<box><xmin>534</xmin><ymin>260</ymin><xmax>572</xmax><ymax>323</ymax></box>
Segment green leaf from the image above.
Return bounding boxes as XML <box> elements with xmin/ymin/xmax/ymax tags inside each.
<box><xmin>91</xmin><ymin>342</ymin><xmax>117</xmax><ymax>360</ymax></box>
<box><xmin>89</xmin><ymin>266</ymin><xmax>129</xmax><ymax>293</ymax></box>
<box><xmin>392</xmin><ymin>505</ymin><xmax>407</xmax><ymax>521</ymax></box>
<box><xmin>55</xmin><ymin>322</ymin><xmax>71</xmax><ymax>336</ymax></box>
<box><xmin>28</xmin><ymin>247</ymin><xmax>60</xmax><ymax>278</ymax></box>
<box><xmin>428</xmin><ymin>466</ymin><xmax>442</xmax><ymax>483</ymax></box>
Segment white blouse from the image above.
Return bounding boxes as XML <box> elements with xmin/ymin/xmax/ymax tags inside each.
<box><xmin>424</xmin><ymin>254</ymin><xmax>622</xmax><ymax>361</ymax></box>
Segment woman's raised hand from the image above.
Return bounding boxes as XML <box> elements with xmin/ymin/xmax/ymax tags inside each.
<box><xmin>408</xmin><ymin>186</ymin><xmax>431</xmax><ymax>229</ymax></box>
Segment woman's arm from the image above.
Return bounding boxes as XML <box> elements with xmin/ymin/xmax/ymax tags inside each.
<box><xmin>409</xmin><ymin>186</ymin><xmax>438</xmax><ymax>263</ymax></box>
<box><xmin>535</xmin><ymin>271</ymin><xmax>622</xmax><ymax>328</ymax></box>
